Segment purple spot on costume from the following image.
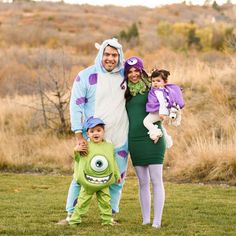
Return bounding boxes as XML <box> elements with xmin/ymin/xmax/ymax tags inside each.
<box><xmin>73</xmin><ymin>198</ymin><xmax>78</xmax><ymax>207</ymax></box>
<box><xmin>75</xmin><ymin>75</ymin><xmax>80</xmax><ymax>82</ymax></box>
<box><xmin>76</xmin><ymin>97</ymin><xmax>88</xmax><ymax>105</ymax></box>
<box><xmin>89</xmin><ymin>73</ymin><xmax>97</xmax><ymax>85</ymax></box>
<box><xmin>118</xmin><ymin>150</ymin><xmax>128</xmax><ymax>158</ymax></box>
<box><xmin>121</xmin><ymin>171</ymin><xmax>126</xmax><ymax>179</ymax></box>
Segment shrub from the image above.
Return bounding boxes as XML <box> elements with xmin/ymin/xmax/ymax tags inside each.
<box><xmin>157</xmin><ymin>21</ymin><xmax>236</xmax><ymax>52</ymax></box>
<box><xmin>118</xmin><ymin>23</ymin><xmax>139</xmax><ymax>43</ymax></box>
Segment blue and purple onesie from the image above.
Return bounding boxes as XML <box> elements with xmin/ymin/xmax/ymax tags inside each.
<box><xmin>67</xmin><ymin>38</ymin><xmax>129</xmax><ymax>214</ymax></box>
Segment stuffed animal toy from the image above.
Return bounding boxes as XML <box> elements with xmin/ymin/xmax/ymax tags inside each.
<box><xmin>169</xmin><ymin>104</ymin><xmax>182</xmax><ymax>127</ymax></box>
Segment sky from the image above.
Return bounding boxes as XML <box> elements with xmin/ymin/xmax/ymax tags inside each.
<box><xmin>30</xmin><ymin>0</ymin><xmax>236</xmax><ymax>8</ymax></box>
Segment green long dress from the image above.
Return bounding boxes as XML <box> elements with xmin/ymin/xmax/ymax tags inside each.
<box><xmin>126</xmin><ymin>91</ymin><xmax>166</xmax><ymax>166</ymax></box>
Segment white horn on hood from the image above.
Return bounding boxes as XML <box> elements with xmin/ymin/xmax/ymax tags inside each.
<box><xmin>95</xmin><ymin>43</ymin><xmax>100</xmax><ymax>50</ymax></box>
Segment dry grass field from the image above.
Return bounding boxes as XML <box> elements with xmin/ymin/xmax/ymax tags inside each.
<box><xmin>0</xmin><ymin>1</ymin><xmax>235</xmax><ymax>185</ymax></box>
<box><xmin>1</xmin><ymin>51</ymin><xmax>235</xmax><ymax>185</ymax></box>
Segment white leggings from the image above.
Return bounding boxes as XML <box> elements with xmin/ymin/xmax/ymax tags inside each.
<box><xmin>134</xmin><ymin>164</ymin><xmax>165</xmax><ymax>227</ymax></box>
<box><xmin>143</xmin><ymin>112</ymin><xmax>161</xmax><ymax>131</ymax></box>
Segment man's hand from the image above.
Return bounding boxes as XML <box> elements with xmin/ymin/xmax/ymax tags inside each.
<box><xmin>74</xmin><ymin>141</ymin><xmax>88</xmax><ymax>152</ymax></box>
<box><xmin>75</xmin><ymin>132</ymin><xmax>88</xmax><ymax>155</ymax></box>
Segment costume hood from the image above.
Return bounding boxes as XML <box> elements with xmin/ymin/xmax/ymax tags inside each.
<box><xmin>124</xmin><ymin>56</ymin><xmax>149</xmax><ymax>80</ymax></box>
<box><xmin>94</xmin><ymin>38</ymin><xmax>124</xmax><ymax>74</ymax></box>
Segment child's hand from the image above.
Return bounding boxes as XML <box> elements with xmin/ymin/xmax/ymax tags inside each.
<box><xmin>116</xmin><ymin>176</ymin><xmax>122</xmax><ymax>183</ymax></box>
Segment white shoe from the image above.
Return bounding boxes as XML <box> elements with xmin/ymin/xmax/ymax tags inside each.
<box><xmin>148</xmin><ymin>125</ymin><xmax>163</xmax><ymax>143</ymax></box>
<box><xmin>150</xmin><ymin>133</ymin><xmax>160</xmax><ymax>143</ymax></box>
<box><xmin>165</xmin><ymin>134</ymin><xmax>173</xmax><ymax>149</ymax></box>
<box><xmin>162</xmin><ymin>126</ymin><xmax>173</xmax><ymax>148</ymax></box>
<box><xmin>142</xmin><ymin>221</ymin><xmax>151</xmax><ymax>225</ymax></box>
<box><xmin>152</xmin><ymin>223</ymin><xmax>161</xmax><ymax>228</ymax></box>
<box><xmin>56</xmin><ymin>213</ymin><xmax>72</xmax><ymax>225</ymax></box>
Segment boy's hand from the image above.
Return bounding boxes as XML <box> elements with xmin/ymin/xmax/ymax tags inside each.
<box><xmin>116</xmin><ymin>176</ymin><xmax>122</xmax><ymax>183</ymax></box>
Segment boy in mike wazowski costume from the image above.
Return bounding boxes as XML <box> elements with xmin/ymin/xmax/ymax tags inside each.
<box><xmin>69</xmin><ymin>117</ymin><xmax>121</xmax><ymax>226</ymax></box>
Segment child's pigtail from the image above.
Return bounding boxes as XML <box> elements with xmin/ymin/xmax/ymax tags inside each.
<box><xmin>159</xmin><ymin>69</ymin><xmax>170</xmax><ymax>81</ymax></box>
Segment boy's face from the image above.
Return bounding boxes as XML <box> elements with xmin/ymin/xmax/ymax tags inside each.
<box><xmin>87</xmin><ymin>125</ymin><xmax>105</xmax><ymax>143</ymax></box>
<box><xmin>152</xmin><ymin>76</ymin><xmax>165</xmax><ymax>89</ymax></box>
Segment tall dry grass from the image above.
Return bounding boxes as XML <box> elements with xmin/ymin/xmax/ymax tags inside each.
<box><xmin>0</xmin><ymin>51</ymin><xmax>235</xmax><ymax>185</ymax></box>
<box><xmin>160</xmin><ymin>51</ymin><xmax>236</xmax><ymax>185</ymax></box>
<box><xmin>0</xmin><ymin>95</ymin><xmax>74</xmax><ymax>173</ymax></box>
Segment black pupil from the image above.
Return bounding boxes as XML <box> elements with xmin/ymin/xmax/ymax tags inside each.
<box><xmin>96</xmin><ymin>160</ymin><xmax>103</xmax><ymax>167</ymax></box>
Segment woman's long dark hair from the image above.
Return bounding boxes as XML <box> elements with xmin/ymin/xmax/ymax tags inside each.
<box><xmin>125</xmin><ymin>87</ymin><xmax>132</xmax><ymax>102</ymax></box>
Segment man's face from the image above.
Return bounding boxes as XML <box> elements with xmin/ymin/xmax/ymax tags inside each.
<box><xmin>102</xmin><ymin>46</ymin><xmax>119</xmax><ymax>72</ymax></box>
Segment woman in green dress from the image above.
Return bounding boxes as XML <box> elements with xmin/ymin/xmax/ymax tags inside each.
<box><xmin>125</xmin><ymin>56</ymin><xmax>166</xmax><ymax>228</ymax></box>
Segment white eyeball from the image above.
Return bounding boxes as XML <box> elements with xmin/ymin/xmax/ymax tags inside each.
<box><xmin>90</xmin><ymin>155</ymin><xmax>108</xmax><ymax>172</ymax></box>
<box><xmin>127</xmin><ymin>58</ymin><xmax>138</xmax><ymax>65</ymax></box>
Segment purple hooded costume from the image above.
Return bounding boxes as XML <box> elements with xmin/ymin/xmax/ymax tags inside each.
<box><xmin>146</xmin><ymin>84</ymin><xmax>185</xmax><ymax>113</ymax></box>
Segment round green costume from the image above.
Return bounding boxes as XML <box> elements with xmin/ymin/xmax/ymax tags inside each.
<box><xmin>69</xmin><ymin>141</ymin><xmax>120</xmax><ymax>226</ymax></box>
<box><xmin>126</xmin><ymin>91</ymin><xmax>166</xmax><ymax>166</ymax></box>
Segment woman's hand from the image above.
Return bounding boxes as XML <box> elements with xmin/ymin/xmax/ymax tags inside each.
<box><xmin>159</xmin><ymin>114</ymin><xmax>168</xmax><ymax>121</ymax></box>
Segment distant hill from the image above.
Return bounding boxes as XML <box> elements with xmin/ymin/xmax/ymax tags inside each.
<box><xmin>0</xmin><ymin>1</ymin><xmax>235</xmax><ymax>96</ymax></box>
<box><xmin>0</xmin><ymin>1</ymin><xmax>235</xmax><ymax>52</ymax></box>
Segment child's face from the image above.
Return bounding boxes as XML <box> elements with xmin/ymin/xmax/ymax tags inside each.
<box><xmin>152</xmin><ymin>76</ymin><xmax>165</xmax><ymax>89</ymax></box>
<box><xmin>87</xmin><ymin>125</ymin><xmax>105</xmax><ymax>143</ymax></box>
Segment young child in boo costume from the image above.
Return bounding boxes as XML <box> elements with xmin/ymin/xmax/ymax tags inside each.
<box><xmin>143</xmin><ymin>69</ymin><xmax>185</xmax><ymax>147</ymax></box>
<box><xmin>69</xmin><ymin>117</ymin><xmax>121</xmax><ymax>226</ymax></box>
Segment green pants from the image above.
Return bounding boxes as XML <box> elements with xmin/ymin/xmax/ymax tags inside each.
<box><xmin>69</xmin><ymin>186</ymin><xmax>113</xmax><ymax>225</ymax></box>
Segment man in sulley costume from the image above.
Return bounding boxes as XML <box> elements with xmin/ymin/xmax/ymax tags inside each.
<box><xmin>59</xmin><ymin>38</ymin><xmax>129</xmax><ymax>223</ymax></box>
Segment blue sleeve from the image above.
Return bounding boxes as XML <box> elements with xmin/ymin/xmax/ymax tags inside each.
<box><xmin>69</xmin><ymin>73</ymin><xmax>87</xmax><ymax>132</ymax></box>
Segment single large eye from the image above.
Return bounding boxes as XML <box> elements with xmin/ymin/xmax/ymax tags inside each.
<box><xmin>90</xmin><ymin>155</ymin><xmax>108</xmax><ymax>172</ymax></box>
<box><xmin>127</xmin><ymin>58</ymin><xmax>138</xmax><ymax>65</ymax></box>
